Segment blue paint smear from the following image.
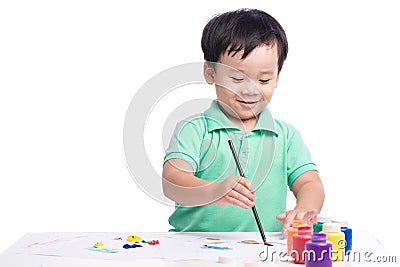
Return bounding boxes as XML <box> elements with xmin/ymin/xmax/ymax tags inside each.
<box><xmin>201</xmin><ymin>245</ymin><xmax>232</xmax><ymax>250</ymax></box>
<box><xmin>123</xmin><ymin>243</ymin><xmax>143</xmax><ymax>249</ymax></box>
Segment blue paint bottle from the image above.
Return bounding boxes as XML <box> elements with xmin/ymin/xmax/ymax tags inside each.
<box><xmin>332</xmin><ymin>219</ymin><xmax>352</xmax><ymax>255</ymax></box>
<box><xmin>341</xmin><ymin>227</ymin><xmax>352</xmax><ymax>255</ymax></box>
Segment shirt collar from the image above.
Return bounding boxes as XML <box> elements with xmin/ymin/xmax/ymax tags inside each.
<box><xmin>204</xmin><ymin>100</ymin><xmax>277</xmax><ymax>135</ymax></box>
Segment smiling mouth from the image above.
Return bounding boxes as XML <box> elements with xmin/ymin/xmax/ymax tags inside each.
<box><xmin>237</xmin><ymin>100</ymin><xmax>259</xmax><ymax>104</ymax></box>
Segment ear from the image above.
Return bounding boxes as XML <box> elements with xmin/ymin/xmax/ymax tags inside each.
<box><xmin>275</xmin><ymin>72</ymin><xmax>280</xmax><ymax>88</ymax></box>
<box><xmin>203</xmin><ymin>63</ymin><xmax>215</xmax><ymax>84</ymax></box>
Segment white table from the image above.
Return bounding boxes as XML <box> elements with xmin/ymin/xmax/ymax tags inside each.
<box><xmin>0</xmin><ymin>231</ymin><xmax>397</xmax><ymax>266</ymax></box>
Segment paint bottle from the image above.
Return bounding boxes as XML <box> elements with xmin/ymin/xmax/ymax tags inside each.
<box><xmin>322</xmin><ymin>223</ymin><xmax>345</xmax><ymax>261</ymax></box>
<box><xmin>317</xmin><ymin>215</ymin><xmax>332</xmax><ymax>223</ymax></box>
<box><xmin>305</xmin><ymin>233</ymin><xmax>332</xmax><ymax>267</ymax></box>
<box><xmin>332</xmin><ymin>219</ymin><xmax>352</xmax><ymax>255</ymax></box>
<box><xmin>287</xmin><ymin>219</ymin><xmax>307</xmax><ymax>255</ymax></box>
<box><xmin>313</xmin><ymin>215</ymin><xmax>332</xmax><ymax>233</ymax></box>
<box><xmin>292</xmin><ymin>225</ymin><xmax>312</xmax><ymax>264</ymax></box>
<box><xmin>312</xmin><ymin>222</ymin><xmax>323</xmax><ymax>233</ymax></box>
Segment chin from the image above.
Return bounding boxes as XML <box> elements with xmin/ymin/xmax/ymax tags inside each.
<box><xmin>240</xmin><ymin>108</ymin><xmax>262</xmax><ymax>118</ymax></box>
<box><xmin>238</xmin><ymin>113</ymin><xmax>258</xmax><ymax>121</ymax></box>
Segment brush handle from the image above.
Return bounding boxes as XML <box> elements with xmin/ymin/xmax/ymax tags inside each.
<box><xmin>228</xmin><ymin>140</ymin><xmax>270</xmax><ymax>246</ymax></box>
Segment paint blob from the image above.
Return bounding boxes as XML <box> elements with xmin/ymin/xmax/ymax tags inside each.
<box><xmin>206</xmin><ymin>237</ymin><xmax>221</xmax><ymax>240</ymax></box>
<box><xmin>201</xmin><ymin>245</ymin><xmax>232</xmax><ymax>250</ymax></box>
<box><xmin>87</xmin><ymin>246</ymin><xmax>118</xmax><ymax>253</ymax></box>
<box><xmin>127</xmin><ymin>235</ymin><xmax>142</xmax><ymax>242</ymax></box>
<box><xmin>123</xmin><ymin>243</ymin><xmax>143</xmax><ymax>249</ymax></box>
<box><xmin>239</xmin><ymin>240</ymin><xmax>260</xmax><ymax>244</ymax></box>
<box><xmin>148</xmin><ymin>240</ymin><xmax>160</xmax><ymax>245</ymax></box>
<box><xmin>94</xmin><ymin>242</ymin><xmax>104</xmax><ymax>247</ymax></box>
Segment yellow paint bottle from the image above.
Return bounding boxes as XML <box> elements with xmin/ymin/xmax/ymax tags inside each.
<box><xmin>287</xmin><ymin>219</ymin><xmax>307</xmax><ymax>255</ymax></box>
<box><xmin>322</xmin><ymin>223</ymin><xmax>345</xmax><ymax>261</ymax></box>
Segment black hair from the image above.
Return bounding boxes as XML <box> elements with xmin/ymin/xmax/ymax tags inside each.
<box><xmin>201</xmin><ymin>8</ymin><xmax>288</xmax><ymax>73</ymax></box>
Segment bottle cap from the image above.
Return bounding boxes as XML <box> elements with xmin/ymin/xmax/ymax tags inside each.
<box><xmin>313</xmin><ymin>222</ymin><xmax>323</xmax><ymax>233</ymax></box>
<box><xmin>317</xmin><ymin>215</ymin><xmax>332</xmax><ymax>223</ymax></box>
<box><xmin>298</xmin><ymin>226</ymin><xmax>312</xmax><ymax>235</ymax></box>
<box><xmin>311</xmin><ymin>232</ymin><xmax>327</xmax><ymax>242</ymax></box>
<box><xmin>291</xmin><ymin>220</ymin><xmax>307</xmax><ymax>228</ymax></box>
<box><xmin>322</xmin><ymin>222</ymin><xmax>341</xmax><ymax>233</ymax></box>
<box><xmin>331</xmin><ymin>218</ymin><xmax>349</xmax><ymax>227</ymax></box>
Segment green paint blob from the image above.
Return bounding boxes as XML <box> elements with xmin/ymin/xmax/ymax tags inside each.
<box><xmin>87</xmin><ymin>246</ymin><xmax>118</xmax><ymax>253</ymax></box>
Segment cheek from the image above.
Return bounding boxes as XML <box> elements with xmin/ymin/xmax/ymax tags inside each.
<box><xmin>216</xmin><ymin>86</ymin><xmax>237</xmax><ymax>99</ymax></box>
<box><xmin>215</xmin><ymin>87</ymin><xmax>224</xmax><ymax>99</ymax></box>
<box><xmin>260</xmin><ymin>85</ymin><xmax>275</xmax><ymax>99</ymax></box>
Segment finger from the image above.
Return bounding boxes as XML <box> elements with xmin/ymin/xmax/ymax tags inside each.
<box><xmin>225</xmin><ymin>195</ymin><xmax>250</xmax><ymax>209</ymax></box>
<box><xmin>293</xmin><ymin>210</ymin><xmax>307</xmax><ymax>221</ymax></box>
<box><xmin>227</xmin><ymin>176</ymin><xmax>255</xmax><ymax>194</ymax></box>
<box><xmin>223</xmin><ymin>176</ymin><xmax>242</xmax><ymax>190</ymax></box>
<box><xmin>276</xmin><ymin>212</ymin><xmax>287</xmax><ymax>222</ymax></box>
<box><xmin>228</xmin><ymin>189</ymin><xmax>254</xmax><ymax>207</ymax></box>
<box><xmin>304</xmin><ymin>209</ymin><xmax>318</xmax><ymax>224</ymax></box>
<box><xmin>282</xmin><ymin>211</ymin><xmax>297</xmax><ymax>234</ymax></box>
<box><xmin>232</xmin><ymin>182</ymin><xmax>255</xmax><ymax>201</ymax></box>
<box><xmin>220</xmin><ymin>177</ymin><xmax>254</xmax><ymax>205</ymax></box>
<box><xmin>237</xmin><ymin>177</ymin><xmax>255</xmax><ymax>192</ymax></box>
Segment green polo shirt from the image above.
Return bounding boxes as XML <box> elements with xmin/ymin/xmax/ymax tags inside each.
<box><xmin>164</xmin><ymin>100</ymin><xmax>317</xmax><ymax>232</ymax></box>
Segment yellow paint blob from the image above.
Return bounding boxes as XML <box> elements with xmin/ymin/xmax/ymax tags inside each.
<box><xmin>127</xmin><ymin>235</ymin><xmax>142</xmax><ymax>242</ymax></box>
<box><xmin>94</xmin><ymin>242</ymin><xmax>104</xmax><ymax>247</ymax></box>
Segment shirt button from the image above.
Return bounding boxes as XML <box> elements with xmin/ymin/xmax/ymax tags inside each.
<box><xmin>239</xmin><ymin>135</ymin><xmax>244</xmax><ymax>140</ymax></box>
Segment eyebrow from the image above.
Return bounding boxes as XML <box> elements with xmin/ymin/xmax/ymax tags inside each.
<box><xmin>234</xmin><ymin>69</ymin><xmax>275</xmax><ymax>75</ymax></box>
<box><xmin>259</xmin><ymin>70</ymin><xmax>275</xmax><ymax>75</ymax></box>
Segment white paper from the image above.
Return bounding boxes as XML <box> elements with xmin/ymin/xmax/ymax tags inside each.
<box><xmin>2</xmin><ymin>232</ymin><xmax>287</xmax><ymax>262</ymax></box>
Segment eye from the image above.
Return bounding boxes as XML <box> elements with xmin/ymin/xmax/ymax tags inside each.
<box><xmin>230</xmin><ymin>77</ymin><xmax>244</xmax><ymax>82</ymax></box>
<box><xmin>259</xmin><ymin>79</ymin><xmax>270</xmax><ymax>84</ymax></box>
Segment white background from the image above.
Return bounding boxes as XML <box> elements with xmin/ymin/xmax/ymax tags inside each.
<box><xmin>1</xmin><ymin>0</ymin><xmax>399</xmax><ymax>257</ymax></box>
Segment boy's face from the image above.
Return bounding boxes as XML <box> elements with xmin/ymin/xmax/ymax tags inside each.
<box><xmin>204</xmin><ymin>44</ymin><xmax>279</xmax><ymax>126</ymax></box>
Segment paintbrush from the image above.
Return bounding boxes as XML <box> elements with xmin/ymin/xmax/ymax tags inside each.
<box><xmin>228</xmin><ymin>140</ymin><xmax>273</xmax><ymax>246</ymax></box>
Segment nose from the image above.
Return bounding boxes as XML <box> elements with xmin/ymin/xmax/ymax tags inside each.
<box><xmin>238</xmin><ymin>79</ymin><xmax>259</xmax><ymax>96</ymax></box>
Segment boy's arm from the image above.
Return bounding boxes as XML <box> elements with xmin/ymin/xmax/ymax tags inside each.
<box><xmin>162</xmin><ymin>158</ymin><xmax>255</xmax><ymax>208</ymax></box>
<box><xmin>276</xmin><ymin>170</ymin><xmax>325</xmax><ymax>233</ymax></box>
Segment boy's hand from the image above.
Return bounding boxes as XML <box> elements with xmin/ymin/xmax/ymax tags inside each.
<box><xmin>276</xmin><ymin>208</ymin><xmax>318</xmax><ymax>234</ymax></box>
<box><xmin>214</xmin><ymin>176</ymin><xmax>255</xmax><ymax>209</ymax></box>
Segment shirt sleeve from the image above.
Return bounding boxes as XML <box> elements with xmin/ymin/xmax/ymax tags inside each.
<box><xmin>286</xmin><ymin>127</ymin><xmax>317</xmax><ymax>190</ymax></box>
<box><xmin>163</xmin><ymin>117</ymin><xmax>204</xmax><ymax>173</ymax></box>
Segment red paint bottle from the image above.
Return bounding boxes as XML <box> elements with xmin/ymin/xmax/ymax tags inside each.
<box><xmin>292</xmin><ymin>225</ymin><xmax>312</xmax><ymax>264</ymax></box>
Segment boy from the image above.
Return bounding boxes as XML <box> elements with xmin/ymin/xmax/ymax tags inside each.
<box><xmin>162</xmin><ymin>8</ymin><xmax>324</xmax><ymax>234</ymax></box>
